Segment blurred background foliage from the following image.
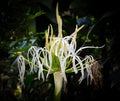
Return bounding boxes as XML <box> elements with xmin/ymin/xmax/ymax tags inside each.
<box><xmin>0</xmin><ymin>0</ymin><xmax>120</xmax><ymax>101</ymax></box>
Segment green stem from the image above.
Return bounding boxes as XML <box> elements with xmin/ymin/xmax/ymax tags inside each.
<box><xmin>24</xmin><ymin>58</ymin><xmax>48</xmax><ymax>72</ymax></box>
<box><xmin>53</xmin><ymin>71</ymin><xmax>63</xmax><ymax>101</ymax></box>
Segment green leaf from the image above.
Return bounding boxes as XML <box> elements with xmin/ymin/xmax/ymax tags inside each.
<box><xmin>24</xmin><ymin>73</ymin><xmax>36</xmax><ymax>86</ymax></box>
<box><xmin>28</xmin><ymin>11</ymin><xmax>45</xmax><ymax>20</ymax></box>
<box><xmin>51</xmin><ymin>53</ymin><xmax>60</xmax><ymax>72</ymax></box>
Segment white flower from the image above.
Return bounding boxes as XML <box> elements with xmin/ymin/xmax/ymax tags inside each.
<box><xmin>16</xmin><ymin>4</ymin><xmax>104</xmax><ymax>85</ymax></box>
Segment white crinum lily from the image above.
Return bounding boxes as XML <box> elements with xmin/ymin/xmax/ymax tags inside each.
<box><xmin>16</xmin><ymin>4</ymin><xmax>104</xmax><ymax>86</ymax></box>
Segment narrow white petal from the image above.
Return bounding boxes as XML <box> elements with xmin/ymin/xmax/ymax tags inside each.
<box><xmin>17</xmin><ymin>55</ymin><xmax>25</xmax><ymax>85</ymax></box>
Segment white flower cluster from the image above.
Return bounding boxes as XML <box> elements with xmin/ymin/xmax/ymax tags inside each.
<box><xmin>16</xmin><ymin>4</ymin><xmax>104</xmax><ymax>86</ymax></box>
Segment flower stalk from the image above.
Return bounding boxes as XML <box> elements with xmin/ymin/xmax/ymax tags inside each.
<box><xmin>53</xmin><ymin>71</ymin><xmax>63</xmax><ymax>101</ymax></box>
